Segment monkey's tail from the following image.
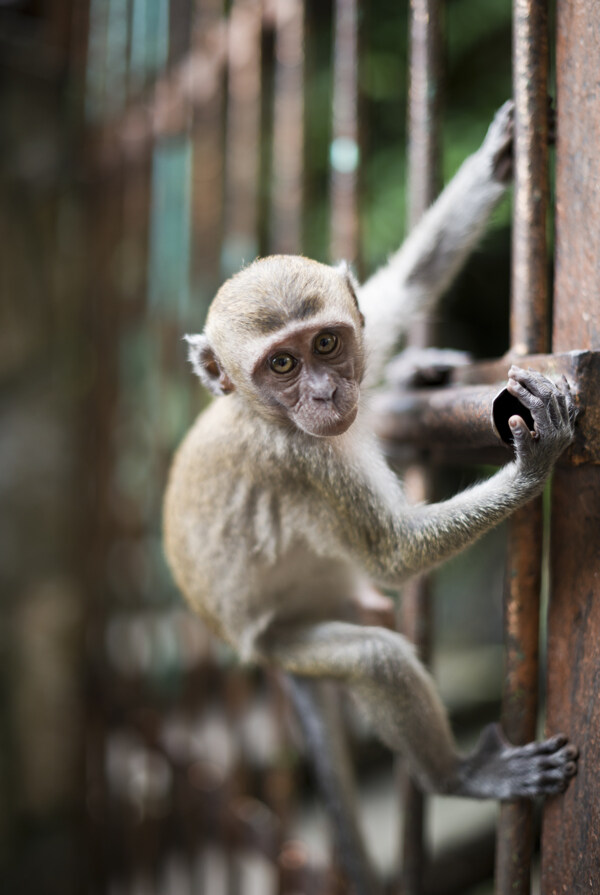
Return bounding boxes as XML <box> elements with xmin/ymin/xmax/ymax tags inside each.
<box><xmin>283</xmin><ymin>674</ymin><xmax>384</xmax><ymax>895</ymax></box>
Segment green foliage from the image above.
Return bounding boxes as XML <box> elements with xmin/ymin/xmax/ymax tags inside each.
<box><xmin>358</xmin><ymin>0</ymin><xmax>512</xmax><ymax>355</ymax></box>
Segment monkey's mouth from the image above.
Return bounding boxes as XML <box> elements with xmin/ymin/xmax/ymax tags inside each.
<box><xmin>299</xmin><ymin>400</ymin><xmax>359</xmax><ymax>437</ymax></box>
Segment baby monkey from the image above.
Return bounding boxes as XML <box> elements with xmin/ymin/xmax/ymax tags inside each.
<box><xmin>164</xmin><ymin>101</ymin><xmax>577</xmax><ymax>841</ymax></box>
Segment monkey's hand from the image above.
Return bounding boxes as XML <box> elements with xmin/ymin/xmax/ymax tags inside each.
<box><xmin>481</xmin><ymin>99</ymin><xmax>515</xmax><ymax>184</ymax></box>
<box><xmin>483</xmin><ymin>97</ymin><xmax>556</xmax><ymax>184</ymax></box>
<box><xmin>507</xmin><ymin>366</ymin><xmax>577</xmax><ymax>480</ymax></box>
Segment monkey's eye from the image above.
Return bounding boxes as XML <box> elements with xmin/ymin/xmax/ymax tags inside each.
<box><xmin>314</xmin><ymin>332</ymin><xmax>338</xmax><ymax>355</ymax></box>
<box><xmin>270</xmin><ymin>353</ymin><xmax>296</xmax><ymax>374</ymax></box>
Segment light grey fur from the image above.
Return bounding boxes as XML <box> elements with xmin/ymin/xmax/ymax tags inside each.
<box><xmin>164</xmin><ymin>101</ymin><xmax>578</xmax><ymax>816</ymax></box>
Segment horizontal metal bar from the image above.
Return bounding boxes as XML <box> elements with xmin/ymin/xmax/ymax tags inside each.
<box><xmin>371</xmin><ymin>350</ymin><xmax>600</xmax><ymax>465</ymax></box>
<box><xmin>372</xmin><ymin>383</ymin><xmax>503</xmax><ymax>450</ymax></box>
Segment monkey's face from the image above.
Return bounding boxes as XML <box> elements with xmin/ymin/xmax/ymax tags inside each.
<box><xmin>250</xmin><ymin>321</ymin><xmax>363</xmax><ymax>437</ymax></box>
<box><xmin>186</xmin><ymin>256</ymin><xmax>366</xmax><ymax>435</ymax></box>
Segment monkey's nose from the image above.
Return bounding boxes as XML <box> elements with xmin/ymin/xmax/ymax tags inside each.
<box><xmin>311</xmin><ymin>384</ymin><xmax>337</xmax><ymax>402</ymax></box>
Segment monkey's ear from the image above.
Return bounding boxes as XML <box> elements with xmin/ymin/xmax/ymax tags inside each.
<box><xmin>184</xmin><ymin>334</ymin><xmax>235</xmax><ymax>396</ymax></box>
<box><xmin>335</xmin><ymin>260</ymin><xmax>365</xmax><ymax>327</ymax></box>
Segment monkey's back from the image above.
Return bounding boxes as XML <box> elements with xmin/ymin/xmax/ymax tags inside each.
<box><xmin>164</xmin><ymin>396</ymin><xmax>361</xmax><ymax>659</ymax></box>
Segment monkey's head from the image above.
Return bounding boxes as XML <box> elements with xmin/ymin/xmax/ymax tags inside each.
<box><xmin>186</xmin><ymin>256</ymin><xmax>366</xmax><ymax>437</ymax></box>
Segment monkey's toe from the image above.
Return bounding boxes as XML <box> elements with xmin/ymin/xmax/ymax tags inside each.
<box><xmin>530</xmin><ymin>738</ymin><xmax>579</xmax><ymax>796</ymax></box>
<box><xmin>540</xmin><ymin>743</ymin><xmax>579</xmax><ymax>769</ymax></box>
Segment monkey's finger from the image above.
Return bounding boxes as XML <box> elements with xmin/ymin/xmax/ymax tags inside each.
<box><xmin>508</xmin><ymin>733</ymin><xmax>567</xmax><ymax>757</ymax></box>
<box><xmin>486</xmin><ymin>100</ymin><xmax>514</xmax><ymax>155</ymax></box>
<box><xmin>491</xmin><ymin>98</ymin><xmax>515</xmax><ymax>129</ymax></box>
<box><xmin>516</xmin><ymin>368</ymin><xmax>576</xmax><ymax>430</ymax></box>
<box><xmin>556</xmin><ymin>388</ymin><xmax>572</xmax><ymax>427</ymax></box>
<box><xmin>525</xmin><ymin>377</ymin><xmax>565</xmax><ymax>429</ymax></box>
<box><xmin>540</xmin><ymin>743</ymin><xmax>579</xmax><ymax>768</ymax></box>
<box><xmin>546</xmin><ymin>392</ymin><xmax>567</xmax><ymax>429</ymax></box>
<box><xmin>506</xmin><ymin>378</ymin><xmax>550</xmax><ymax>433</ymax></box>
<box><xmin>558</xmin><ymin>375</ymin><xmax>578</xmax><ymax>423</ymax></box>
<box><xmin>531</xmin><ymin>373</ymin><xmax>576</xmax><ymax>429</ymax></box>
<box><xmin>508</xmin><ymin>413</ymin><xmax>537</xmax><ymax>450</ymax></box>
<box><xmin>509</xmin><ymin>365</ymin><xmax>557</xmax><ymax>400</ymax></box>
<box><xmin>507</xmin><ymin>368</ymin><xmax>565</xmax><ymax>433</ymax></box>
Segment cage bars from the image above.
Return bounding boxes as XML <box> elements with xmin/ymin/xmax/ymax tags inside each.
<box><xmin>269</xmin><ymin>0</ymin><xmax>304</xmax><ymax>255</ymax></box>
<box><xmin>190</xmin><ymin>0</ymin><xmax>227</xmax><ymax>309</ymax></box>
<box><xmin>495</xmin><ymin>2</ymin><xmax>550</xmax><ymax>893</ymax></box>
<box><xmin>541</xmin><ymin>1</ymin><xmax>600</xmax><ymax>891</ymax></box>
<box><xmin>329</xmin><ymin>0</ymin><xmax>360</xmax><ymax>265</ymax></box>
<box><xmin>221</xmin><ymin>0</ymin><xmax>263</xmax><ymax>275</ymax></box>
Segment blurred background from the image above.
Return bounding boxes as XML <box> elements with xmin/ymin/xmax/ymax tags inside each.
<box><xmin>0</xmin><ymin>0</ymin><xmax>518</xmax><ymax>892</ymax></box>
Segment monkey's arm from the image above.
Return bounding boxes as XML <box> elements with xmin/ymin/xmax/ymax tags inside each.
<box><xmin>359</xmin><ymin>101</ymin><xmax>513</xmax><ymax>387</ymax></box>
<box><xmin>341</xmin><ymin>368</ymin><xmax>574</xmax><ymax>584</ymax></box>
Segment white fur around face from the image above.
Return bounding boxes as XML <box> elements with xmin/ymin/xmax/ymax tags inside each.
<box><xmin>184</xmin><ymin>333</ymin><xmax>226</xmax><ymax>395</ymax></box>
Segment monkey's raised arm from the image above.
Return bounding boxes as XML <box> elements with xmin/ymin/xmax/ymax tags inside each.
<box><xmin>358</xmin><ymin>101</ymin><xmax>514</xmax><ymax>387</ymax></box>
<box><xmin>326</xmin><ymin>367</ymin><xmax>574</xmax><ymax>585</ymax></box>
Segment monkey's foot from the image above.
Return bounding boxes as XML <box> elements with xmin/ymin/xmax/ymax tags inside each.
<box><xmin>455</xmin><ymin>723</ymin><xmax>578</xmax><ymax>800</ymax></box>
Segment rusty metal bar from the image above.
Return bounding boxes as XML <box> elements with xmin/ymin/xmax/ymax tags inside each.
<box><xmin>398</xmin><ymin>4</ymin><xmax>444</xmax><ymax>894</ymax></box>
<box><xmin>494</xmin><ymin>502</ymin><xmax>543</xmax><ymax>895</ymax></box>
<box><xmin>329</xmin><ymin>0</ymin><xmax>359</xmax><ymax>265</ymax></box>
<box><xmin>221</xmin><ymin>0</ymin><xmax>263</xmax><ymax>274</ymax></box>
<box><xmin>372</xmin><ymin>350</ymin><xmax>599</xmax><ymax>465</ymax></box>
<box><xmin>398</xmin><ymin>464</ymin><xmax>432</xmax><ymax>895</ymax></box>
<box><xmin>372</xmin><ymin>383</ymin><xmax>505</xmax><ymax>451</ymax></box>
<box><xmin>406</xmin><ymin>0</ymin><xmax>443</xmax><ymax>234</ymax></box>
<box><xmin>406</xmin><ymin>0</ymin><xmax>444</xmax><ymax>348</ymax></box>
<box><xmin>495</xmin><ymin>3</ymin><xmax>549</xmax><ymax>892</ymax></box>
<box><xmin>269</xmin><ymin>0</ymin><xmax>304</xmax><ymax>255</ymax></box>
<box><xmin>190</xmin><ymin>0</ymin><xmax>226</xmax><ymax>303</ymax></box>
<box><xmin>549</xmin><ymin>1</ymin><xmax>600</xmax><ymax>352</ymax></box>
<box><xmin>541</xmin><ymin>1</ymin><xmax>600</xmax><ymax>890</ymax></box>
<box><xmin>509</xmin><ymin>0</ymin><xmax>550</xmax><ymax>358</ymax></box>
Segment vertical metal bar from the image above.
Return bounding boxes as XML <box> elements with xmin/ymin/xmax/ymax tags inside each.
<box><xmin>494</xmin><ymin>504</ymin><xmax>543</xmax><ymax>895</ymax></box>
<box><xmin>510</xmin><ymin>0</ymin><xmax>550</xmax><ymax>357</ymax></box>
<box><xmin>190</xmin><ymin>0</ymin><xmax>226</xmax><ymax>308</ymax></box>
<box><xmin>221</xmin><ymin>0</ymin><xmax>263</xmax><ymax>276</ymax></box>
<box><xmin>495</xmin><ymin>4</ymin><xmax>549</xmax><ymax>894</ymax></box>
<box><xmin>406</xmin><ymin>0</ymin><xmax>443</xmax><ymax>349</ymax></box>
<box><xmin>541</xmin><ymin>1</ymin><xmax>600</xmax><ymax>891</ymax></box>
<box><xmin>329</xmin><ymin>0</ymin><xmax>359</xmax><ymax>265</ymax></box>
<box><xmin>270</xmin><ymin>0</ymin><xmax>304</xmax><ymax>255</ymax></box>
<box><xmin>407</xmin><ymin>0</ymin><xmax>443</xmax><ymax>233</ymax></box>
<box><xmin>399</xmin><ymin>4</ymin><xmax>443</xmax><ymax>894</ymax></box>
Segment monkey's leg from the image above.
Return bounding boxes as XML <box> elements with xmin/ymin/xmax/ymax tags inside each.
<box><xmin>283</xmin><ymin>675</ymin><xmax>383</xmax><ymax>895</ymax></box>
<box><xmin>262</xmin><ymin>621</ymin><xmax>578</xmax><ymax>800</ymax></box>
